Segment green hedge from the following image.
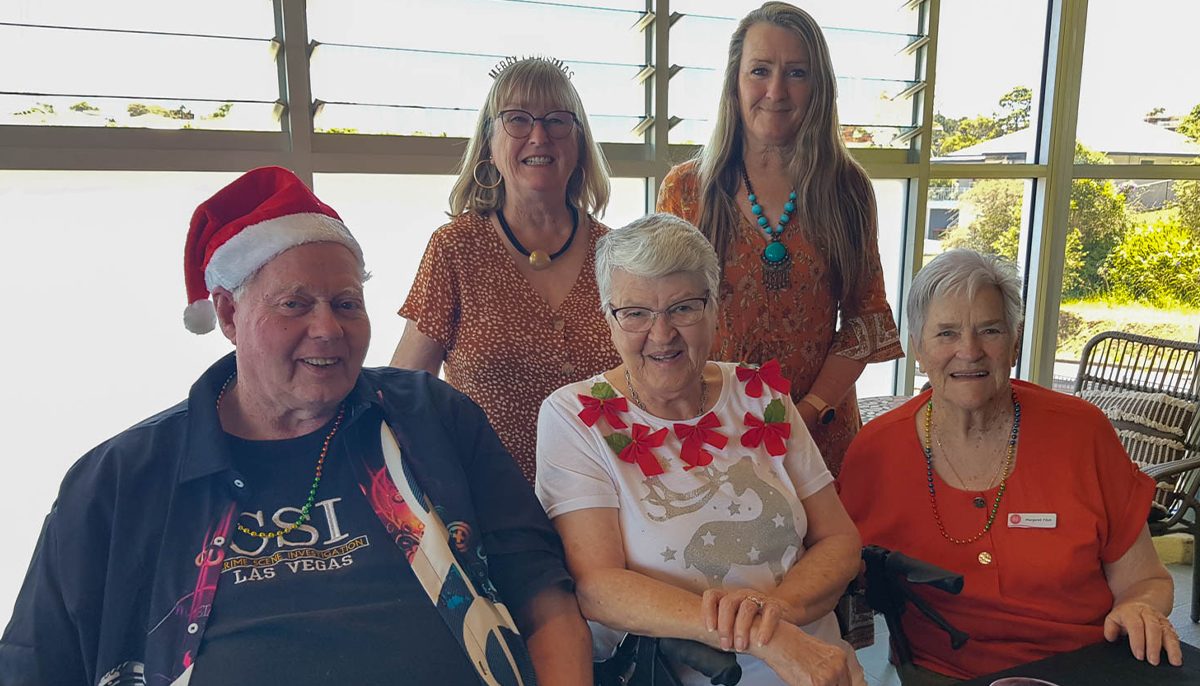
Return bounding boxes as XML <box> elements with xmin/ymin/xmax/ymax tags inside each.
<box><xmin>1102</xmin><ymin>218</ymin><xmax>1200</xmax><ymax>307</ymax></box>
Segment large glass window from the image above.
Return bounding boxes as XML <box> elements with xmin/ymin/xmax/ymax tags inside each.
<box><xmin>1053</xmin><ymin>174</ymin><xmax>1200</xmax><ymax>387</ymax></box>
<box><xmin>667</xmin><ymin>1</ymin><xmax>921</xmax><ymax>147</ymax></box>
<box><xmin>307</xmin><ymin>0</ymin><xmax>646</xmax><ymax>140</ymax></box>
<box><xmin>857</xmin><ymin>178</ymin><xmax>908</xmax><ymax>397</ymax></box>
<box><xmin>0</xmin><ymin>171</ymin><xmax>240</xmax><ymax>627</ymax></box>
<box><xmin>0</xmin><ymin>1</ymin><xmax>279</xmax><ymax>130</ymax></box>
<box><xmin>932</xmin><ymin>0</ymin><xmax>1048</xmax><ymax>162</ymax></box>
<box><xmin>1076</xmin><ymin>0</ymin><xmax>1200</xmax><ymax>166</ymax></box>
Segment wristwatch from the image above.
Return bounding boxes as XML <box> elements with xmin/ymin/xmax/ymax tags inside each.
<box><xmin>801</xmin><ymin>394</ymin><xmax>836</xmax><ymax>425</ymax></box>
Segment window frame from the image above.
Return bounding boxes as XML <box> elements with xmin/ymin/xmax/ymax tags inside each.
<box><xmin>3</xmin><ymin>0</ymin><xmax>1199</xmax><ymax>393</ymax></box>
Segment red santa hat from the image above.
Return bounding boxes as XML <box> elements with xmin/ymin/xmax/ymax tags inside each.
<box><xmin>182</xmin><ymin>166</ymin><xmax>364</xmax><ymax>334</ymax></box>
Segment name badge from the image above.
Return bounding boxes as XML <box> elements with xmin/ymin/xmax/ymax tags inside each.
<box><xmin>1008</xmin><ymin>513</ymin><xmax>1057</xmax><ymax>529</ymax></box>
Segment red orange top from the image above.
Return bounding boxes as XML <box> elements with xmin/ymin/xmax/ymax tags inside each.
<box><xmin>839</xmin><ymin>380</ymin><xmax>1156</xmax><ymax>678</ymax></box>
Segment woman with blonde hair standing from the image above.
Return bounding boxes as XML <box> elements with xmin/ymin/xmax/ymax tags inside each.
<box><xmin>657</xmin><ymin>2</ymin><xmax>902</xmax><ymax>474</ymax></box>
<box><xmin>393</xmin><ymin>56</ymin><xmax>620</xmax><ymax>482</ymax></box>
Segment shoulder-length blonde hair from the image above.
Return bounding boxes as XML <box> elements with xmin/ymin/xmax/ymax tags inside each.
<box><xmin>449</xmin><ymin>56</ymin><xmax>611</xmax><ymax>217</ymax></box>
<box><xmin>695</xmin><ymin>1</ymin><xmax>876</xmax><ymax>302</ymax></box>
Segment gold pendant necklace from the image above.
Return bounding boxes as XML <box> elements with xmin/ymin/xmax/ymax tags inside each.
<box><xmin>497</xmin><ymin>205</ymin><xmax>579</xmax><ymax>271</ymax></box>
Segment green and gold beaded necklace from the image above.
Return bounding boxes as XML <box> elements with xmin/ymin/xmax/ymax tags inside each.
<box><xmin>216</xmin><ymin>374</ymin><xmax>345</xmax><ymax>539</ymax></box>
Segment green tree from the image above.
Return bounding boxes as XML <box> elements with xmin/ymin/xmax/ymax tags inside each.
<box><xmin>941</xmin><ymin>179</ymin><xmax>1022</xmax><ymax>259</ymax></box>
<box><xmin>1068</xmin><ymin>144</ymin><xmax>1129</xmax><ymax>296</ymax></box>
<box><xmin>939</xmin><ymin>115</ymin><xmax>1003</xmax><ymax>155</ymax></box>
<box><xmin>932</xmin><ymin>85</ymin><xmax>1032</xmax><ymax>156</ymax></box>
<box><xmin>204</xmin><ymin>102</ymin><xmax>233</xmax><ymax>119</ymax></box>
<box><xmin>1178</xmin><ymin>102</ymin><xmax>1200</xmax><ymax>143</ymax></box>
<box><xmin>1103</xmin><ymin>217</ymin><xmax>1200</xmax><ymax>306</ymax></box>
<box><xmin>1173</xmin><ymin>106</ymin><xmax>1200</xmax><ymax>236</ymax></box>
<box><xmin>997</xmin><ymin>86</ymin><xmax>1032</xmax><ymax>133</ymax></box>
<box><xmin>1176</xmin><ymin>173</ymin><xmax>1200</xmax><ymax>236</ymax></box>
<box><xmin>70</xmin><ymin>101</ymin><xmax>99</xmax><ymax>113</ymax></box>
<box><xmin>128</xmin><ymin>103</ymin><xmax>194</xmax><ymax>120</ymax></box>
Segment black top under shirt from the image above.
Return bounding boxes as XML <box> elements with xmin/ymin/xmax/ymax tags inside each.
<box><xmin>190</xmin><ymin>418</ymin><xmax>482</xmax><ymax>685</ymax></box>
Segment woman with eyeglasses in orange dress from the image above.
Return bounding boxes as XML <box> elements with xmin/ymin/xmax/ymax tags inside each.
<box><xmin>392</xmin><ymin>56</ymin><xmax>619</xmax><ymax>483</ymax></box>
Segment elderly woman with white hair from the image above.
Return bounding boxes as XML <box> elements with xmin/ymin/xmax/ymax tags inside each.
<box><xmin>839</xmin><ymin>249</ymin><xmax>1181</xmax><ymax>684</ymax></box>
<box><xmin>536</xmin><ymin>213</ymin><xmax>865</xmax><ymax>686</ymax></box>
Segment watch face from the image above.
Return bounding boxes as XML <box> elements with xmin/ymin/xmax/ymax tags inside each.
<box><xmin>819</xmin><ymin>408</ymin><xmax>836</xmax><ymax>425</ymax></box>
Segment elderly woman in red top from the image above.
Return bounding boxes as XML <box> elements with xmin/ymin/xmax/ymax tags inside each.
<box><xmin>839</xmin><ymin>249</ymin><xmax>1181</xmax><ymax>685</ymax></box>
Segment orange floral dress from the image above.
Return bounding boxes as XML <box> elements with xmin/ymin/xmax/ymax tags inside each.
<box><xmin>399</xmin><ymin>212</ymin><xmax>621</xmax><ymax>483</ymax></box>
<box><xmin>657</xmin><ymin>160</ymin><xmax>903</xmax><ymax>474</ymax></box>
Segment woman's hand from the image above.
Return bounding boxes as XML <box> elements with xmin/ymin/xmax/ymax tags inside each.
<box><xmin>702</xmin><ymin>587</ymin><xmax>795</xmax><ymax>652</ymax></box>
<box><xmin>753</xmin><ymin>622</ymin><xmax>855</xmax><ymax>686</ymax></box>
<box><xmin>1103</xmin><ymin>601</ymin><xmax>1183</xmax><ymax>667</ymax></box>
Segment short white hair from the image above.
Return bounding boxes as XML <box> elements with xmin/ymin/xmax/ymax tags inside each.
<box><xmin>906</xmin><ymin>249</ymin><xmax>1023</xmax><ymax>351</ymax></box>
<box><xmin>230</xmin><ymin>242</ymin><xmax>371</xmax><ymax>302</ymax></box>
<box><xmin>594</xmin><ymin>213</ymin><xmax>720</xmax><ymax>308</ymax></box>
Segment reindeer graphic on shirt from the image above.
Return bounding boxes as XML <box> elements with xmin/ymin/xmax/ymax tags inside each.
<box><xmin>641</xmin><ymin>457</ymin><xmax>800</xmax><ymax>586</ymax></box>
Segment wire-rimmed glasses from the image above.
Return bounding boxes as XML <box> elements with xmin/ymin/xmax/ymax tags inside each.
<box><xmin>609</xmin><ymin>295</ymin><xmax>710</xmax><ymax>333</ymax></box>
<box><xmin>496</xmin><ymin>109</ymin><xmax>578</xmax><ymax>139</ymax></box>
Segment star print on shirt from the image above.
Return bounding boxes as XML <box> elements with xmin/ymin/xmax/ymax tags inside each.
<box><xmin>701</xmin><ymin>531</ymin><xmax>717</xmax><ymax>546</ymax></box>
<box><xmin>728</xmin><ymin>502</ymin><xmax>742</xmax><ymax>516</ymax></box>
<box><xmin>747</xmin><ymin>546</ymin><xmax>762</xmax><ymax>562</ymax></box>
<box><xmin>661</xmin><ymin>547</ymin><xmax>677</xmax><ymax>562</ymax></box>
<box><xmin>772</xmin><ymin>514</ymin><xmax>786</xmax><ymax>528</ymax></box>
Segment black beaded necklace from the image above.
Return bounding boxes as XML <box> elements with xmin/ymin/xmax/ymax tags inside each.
<box><xmin>497</xmin><ymin>203</ymin><xmax>580</xmax><ymax>271</ymax></box>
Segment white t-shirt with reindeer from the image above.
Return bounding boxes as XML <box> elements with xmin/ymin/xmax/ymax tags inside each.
<box><xmin>536</xmin><ymin>361</ymin><xmax>859</xmax><ymax>686</ymax></box>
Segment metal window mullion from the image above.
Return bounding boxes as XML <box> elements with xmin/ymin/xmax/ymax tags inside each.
<box><xmin>648</xmin><ymin>0</ymin><xmax>672</xmax><ymax>210</ymax></box>
<box><xmin>1023</xmin><ymin>0</ymin><xmax>1087</xmax><ymax>388</ymax></box>
<box><xmin>894</xmin><ymin>0</ymin><xmax>941</xmax><ymax>395</ymax></box>
<box><xmin>275</xmin><ymin>0</ymin><xmax>314</xmax><ymax>184</ymax></box>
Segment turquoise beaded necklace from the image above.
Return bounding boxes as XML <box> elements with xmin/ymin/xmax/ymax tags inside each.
<box><xmin>741</xmin><ymin>166</ymin><xmax>796</xmax><ymax>291</ymax></box>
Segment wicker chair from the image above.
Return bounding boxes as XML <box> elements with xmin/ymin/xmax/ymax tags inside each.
<box><xmin>1072</xmin><ymin>331</ymin><xmax>1200</xmax><ymax>621</ymax></box>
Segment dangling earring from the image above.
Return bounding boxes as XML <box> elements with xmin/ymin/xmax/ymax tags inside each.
<box><xmin>473</xmin><ymin>158</ymin><xmax>502</xmax><ymax>189</ymax></box>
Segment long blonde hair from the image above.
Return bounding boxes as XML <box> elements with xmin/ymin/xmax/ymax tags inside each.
<box><xmin>696</xmin><ymin>2</ymin><xmax>876</xmax><ymax>302</ymax></box>
<box><xmin>448</xmin><ymin>56</ymin><xmax>611</xmax><ymax>216</ymax></box>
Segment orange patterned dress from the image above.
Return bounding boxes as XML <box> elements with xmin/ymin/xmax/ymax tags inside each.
<box><xmin>399</xmin><ymin>212</ymin><xmax>621</xmax><ymax>483</ymax></box>
<box><xmin>657</xmin><ymin>160</ymin><xmax>903</xmax><ymax>474</ymax></box>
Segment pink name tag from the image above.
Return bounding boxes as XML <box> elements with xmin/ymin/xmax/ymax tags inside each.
<box><xmin>1007</xmin><ymin>513</ymin><xmax>1057</xmax><ymax>529</ymax></box>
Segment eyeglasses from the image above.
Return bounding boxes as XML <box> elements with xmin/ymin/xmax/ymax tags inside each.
<box><xmin>496</xmin><ymin>109</ymin><xmax>578</xmax><ymax>139</ymax></box>
<box><xmin>609</xmin><ymin>295</ymin><xmax>710</xmax><ymax>333</ymax></box>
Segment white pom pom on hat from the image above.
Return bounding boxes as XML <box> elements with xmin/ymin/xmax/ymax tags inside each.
<box><xmin>182</xmin><ymin>166</ymin><xmax>364</xmax><ymax>334</ymax></box>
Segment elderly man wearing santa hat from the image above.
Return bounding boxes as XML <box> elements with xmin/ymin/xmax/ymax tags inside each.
<box><xmin>0</xmin><ymin>167</ymin><xmax>591</xmax><ymax>686</ymax></box>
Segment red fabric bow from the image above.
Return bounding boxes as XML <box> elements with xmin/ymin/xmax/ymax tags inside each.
<box><xmin>740</xmin><ymin>413</ymin><xmax>791</xmax><ymax>457</ymax></box>
<box><xmin>577</xmin><ymin>394</ymin><xmax>629</xmax><ymax>429</ymax></box>
<box><xmin>736</xmin><ymin>359</ymin><xmax>792</xmax><ymax>398</ymax></box>
<box><xmin>619</xmin><ymin>423</ymin><xmax>668</xmax><ymax>477</ymax></box>
<box><xmin>673</xmin><ymin>412</ymin><xmax>728</xmax><ymax>470</ymax></box>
